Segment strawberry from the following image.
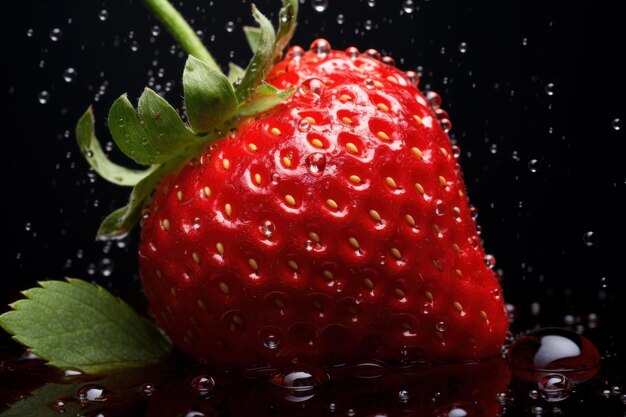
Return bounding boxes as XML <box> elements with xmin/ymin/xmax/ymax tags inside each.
<box><xmin>77</xmin><ymin>0</ymin><xmax>507</xmax><ymax>368</ymax></box>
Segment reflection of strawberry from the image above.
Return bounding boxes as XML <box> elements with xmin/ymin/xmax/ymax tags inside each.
<box><xmin>138</xmin><ymin>40</ymin><xmax>507</xmax><ymax>367</ymax></box>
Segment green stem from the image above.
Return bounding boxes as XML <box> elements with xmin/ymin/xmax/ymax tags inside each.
<box><xmin>143</xmin><ymin>0</ymin><xmax>220</xmax><ymax>72</ymax></box>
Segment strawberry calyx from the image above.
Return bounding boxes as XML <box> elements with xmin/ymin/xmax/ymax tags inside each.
<box><xmin>75</xmin><ymin>0</ymin><xmax>298</xmax><ymax>240</ymax></box>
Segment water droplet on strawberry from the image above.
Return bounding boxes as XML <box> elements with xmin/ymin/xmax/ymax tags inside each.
<box><xmin>287</xmin><ymin>46</ymin><xmax>304</xmax><ymax>60</ymax></box>
<box><xmin>436</xmin><ymin>320</ymin><xmax>447</xmax><ymax>333</ymax></box>
<box><xmin>310</xmin><ymin>39</ymin><xmax>331</xmax><ymax>58</ymax></box>
<box><xmin>434</xmin><ymin>199</ymin><xmax>446</xmax><ymax>216</ymax></box>
<box><xmin>190</xmin><ymin>375</ymin><xmax>215</xmax><ymax>394</ymax></box>
<box><xmin>345</xmin><ymin>46</ymin><xmax>360</xmax><ymax>59</ymax></box>
<box><xmin>425</xmin><ymin>91</ymin><xmax>442</xmax><ymax>109</ymax></box>
<box><xmin>365</xmin><ymin>78</ymin><xmax>375</xmax><ymax>89</ymax></box>
<box><xmin>138</xmin><ymin>383</ymin><xmax>155</xmax><ymax>396</ymax></box>
<box><xmin>270</xmin><ymin>173</ymin><xmax>280</xmax><ymax>184</ymax></box>
<box><xmin>484</xmin><ymin>254</ymin><xmax>496</xmax><ymax>269</ymax></box>
<box><xmin>298</xmin><ymin>119</ymin><xmax>311</xmax><ymax>132</ymax></box>
<box><xmin>405</xmin><ymin>70</ymin><xmax>420</xmax><ymax>86</ymax></box>
<box><xmin>364</xmin><ymin>49</ymin><xmax>381</xmax><ymax>60</ymax></box>
<box><xmin>440</xmin><ymin>118</ymin><xmax>452</xmax><ymax>133</ymax></box>
<box><xmin>270</xmin><ymin>364</ymin><xmax>329</xmax><ymax>390</ymax></box>
<box><xmin>298</xmin><ymin>78</ymin><xmax>325</xmax><ymax>102</ymax></box>
<box><xmin>306</xmin><ymin>153</ymin><xmax>326</xmax><ymax>175</ymax></box>
<box><xmin>398</xmin><ymin>389</ymin><xmax>410</xmax><ymax>403</ymax></box>
<box><xmin>263</xmin><ymin>334</ymin><xmax>280</xmax><ymax>349</ymax></box>
<box><xmin>259</xmin><ymin>220</ymin><xmax>275</xmax><ymax>239</ymax></box>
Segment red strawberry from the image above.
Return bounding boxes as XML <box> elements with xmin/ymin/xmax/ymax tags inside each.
<box><xmin>137</xmin><ymin>40</ymin><xmax>507</xmax><ymax>368</ymax></box>
<box><xmin>77</xmin><ymin>1</ymin><xmax>507</xmax><ymax>369</ymax></box>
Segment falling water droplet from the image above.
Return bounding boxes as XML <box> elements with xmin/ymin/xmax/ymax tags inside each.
<box><xmin>98</xmin><ymin>9</ymin><xmax>109</xmax><ymax>21</ymax></box>
<box><xmin>62</xmin><ymin>67</ymin><xmax>76</xmax><ymax>82</ymax></box>
<box><xmin>611</xmin><ymin>118</ymin><xmax>621</xmax><ymax>131</ymax></box>
<box><xmin>49</xmin><ymin>28</ymin><xmax>62</xmax><ymax>41</ymax></box>
<box><xmin>306</xmin><ymin>153</ymin><xmax>327</xmax><ymax>176</ymax></box>
<box><xmin>545</xmin><ymin>83</ymin><xmax>555</xmax><ymax>96</ymax></box>
<box><xmin>528</xmin><ymin>159</ymin><xmax>539</xmax><ymax>173</ymax></box>
<box><xmin>225</xmin><ymin>21</ymin><xmax>235</xmax><ymax>32</ymax></box>
<box><xmin>458</xmin><ymin>42</ymin><xmax>468</xmax><ymax>53</ymax></box>
<box><xmin>311</xmin><ymin>0</ymin><xmax>329</xmax><ymax>12</ymax></box>
<box><xmin>336</xmin><ymin>13</ymin><xmax>345</xmax><ymax>24</ymax></box>
<box><xmin>37</xmin><ymin>91</ymin><xmax>50</xmax><ymax>104</ymax></box>
<box><xmin>582</xmin><ymin>231</ymin><xmax>597</xmax><ymax>247</ymax></box>
<box><xmin>402</xmin><ymin>0</ymin><xmax>415</xmax><ymax>13</ymax></box>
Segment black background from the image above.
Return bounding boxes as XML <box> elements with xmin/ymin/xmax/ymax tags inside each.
<box><xmin>3</xmin><ymin>0</ymin><xmax>625</xmax><ymax>366</ymax></box>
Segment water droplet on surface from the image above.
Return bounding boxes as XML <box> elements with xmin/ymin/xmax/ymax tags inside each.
<box><xmin>538</xmin><ymin>374</ymin><xmax>573</xmax><ymax>402</ymax></box>
<box><xmin>270</xmin><ymin>364</ymin><xmax>330</xmax><ymax>390</ymax></box>
<box><xmin>190</xmin><ymin>375</ymin><xmax>215</xmax><ymax>394</ymax></box>
<box><xmin>310</xmin><ymin>38</ymin><xmax>331</xmax><ymax>58</ymax></box>
<box><xmin>49</xmin><ymin>28</ymin><xmax>62</xmax><ymax>41</ymax></box>
<box><xmin>263</xmin><ymin>334</ymin><xmax>280</xmax><ymax>349</ymax></box>
<box><xmin>298</xmin><ymin>78</ymin><xmax>325</xmax><ymax>102</ymax></box>
<box><xmin>434</xmin><ymin>200</ymin><xmax>446</xmax><ymax>216</ymax></box>
<box><xmin>37</xmin><ymin>90</ymin><xmax>50</xmax><ymax>104</ymax></box>
<box><xmin>507</xmin><ymin>328</ymin><xmax>600</xmax><ymax>383</ymax></box>
<box><xmin>398</xmin><ymin>389</ymin><xmax>410</xmax><ymax>403</ymax></box>
<box><xmin>582</xmin><ymin>231</ymin><xmax>597</xmax><ymax>246</ymax></box>
<box><xmin>225</xmin><ymin>21</ymin><xmax>235</xmax><ymax>32</ymax></box>
<box><xmin>435</xmin><ymin>320</ymin><xmax>447</xmax><ymax>333</ymax></box>
<box><xmin>98</xmin><ymin>9</ymin><xmax>109</xmax><ymax>21</ymax></box>
<box><xmin>458</xmin><ymin>42</ymin><xmax>468</xmax><ymax>53</ymax></box>
<box><xmin>138</xmin><ymin>383</ymin><xmax>155</xmax><ymax>396</ymax></box>
<box><xmin>425</xmin><ymin>91</ymin><xmax>442</xmax><ymax>108</ymax></box>
<box><xmin>402</xmin><ymin>0</ymin><xmax>415</xmax><ymax>13</ymax></box>
<box><xmin>447</xmin><ymin>408</ymin><xmax>468</xmax><ymax>417</ymax></box>
<box><xmin>258</xmin><ymin>220</ymin><xmax>275</xmax><ymax>239</ymax></box>
<box><xmin>611</xmin><ymin>117</ymin><xmax>621</xmax><ymax>131</ymax></box>
<box><xmin>484</xmin><ymin>254</ymin><xmax>496</xmax><ymax>269</ymax></box>
<box><xmin>311</xmin><ymin>0</ymin><xmax>329</xmax><ymax>12</ymax></box>
<box><xmin>62</xmin><ymin>67</ymin><xmax>76</xmax><ymax>83</ymax></box>
<box><xmin>545</xmin><ymin>83</ymin><xmax>555</xmax><ymax>96</ymax></box>
<box><xmin>306</xmin><ymin>153</ymin><xmax>327</xmax><ymax>176</ymax></box>
<box><xmin>76</xmin><ymin>384</ymin><xmax>111</xmax><ymax>403</ymax></box>
<box><xmin>298</xmin><ymin>119</ymin><xmax>311</xmax><ymax>132</ymax></box>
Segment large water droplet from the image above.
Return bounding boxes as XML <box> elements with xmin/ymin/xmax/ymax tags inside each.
<box><xmin>507</xmin><ymin>328</ymin><xmax>600</xmax><ymax>383</ymax></box>
<box><xmin>298</xmin><ymin>78</ymin><xmax>325</xmax><ymax>102</ymax></box>
<box><xmin>270</xmin><ymin>364</ymin><xmax>329</xmax><ymax>390</ymax></box>
<box><xmin>76</xmin><ymin>384</ymin><xmax>110</xmax><ymax>403</ymax></box>
<box><xmin>310</xmin><ymin>39</ymin><xmax>331</xmax><ymax>58</ymax></box>
<box><xmin>263</xmin><ymin>334</ymin><xmax>280</xmax><ymax>349</ymax></box>
<box><xmin>306</xmin><ymin>153</ymin><xmax>327</xmax><ymax>176</ymax></box>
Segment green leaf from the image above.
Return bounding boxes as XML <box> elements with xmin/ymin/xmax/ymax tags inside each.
<box><xmin>108</xmin><ymin>89</ymin><xmax>202</xmax><ymax>165</ymax></box>
<box><xmin>238</xmin><ymin>82</ymin><xmax>295</xmax><ymax>117</ymax></box>
<box><xmin>243</xmin><ymin>26</ymin><xmax>261</xmax><ymax>51</ymax></box>
<box><xmin>227</xmin><ymin>62</ymin><xmax>246</xmax><ymax>84</ymax></box>
<box><xmin>235</xmin><ymin>6</ymin><xmax>276</xmax><ymax>103</ymax></box>
<box><xmin>75</xmin><ymin>107</ymin><xmax>156</xmax><ymax>187</ymax></box>
<box><xmin>0</xmin><ymin>279</ymin><xmax>171</xmax><ymax>374</ymax></box>
<box><xmin>183</xmin><ymin>55</ymin><xmax>238</xmax><ymax>134</ymax></box>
